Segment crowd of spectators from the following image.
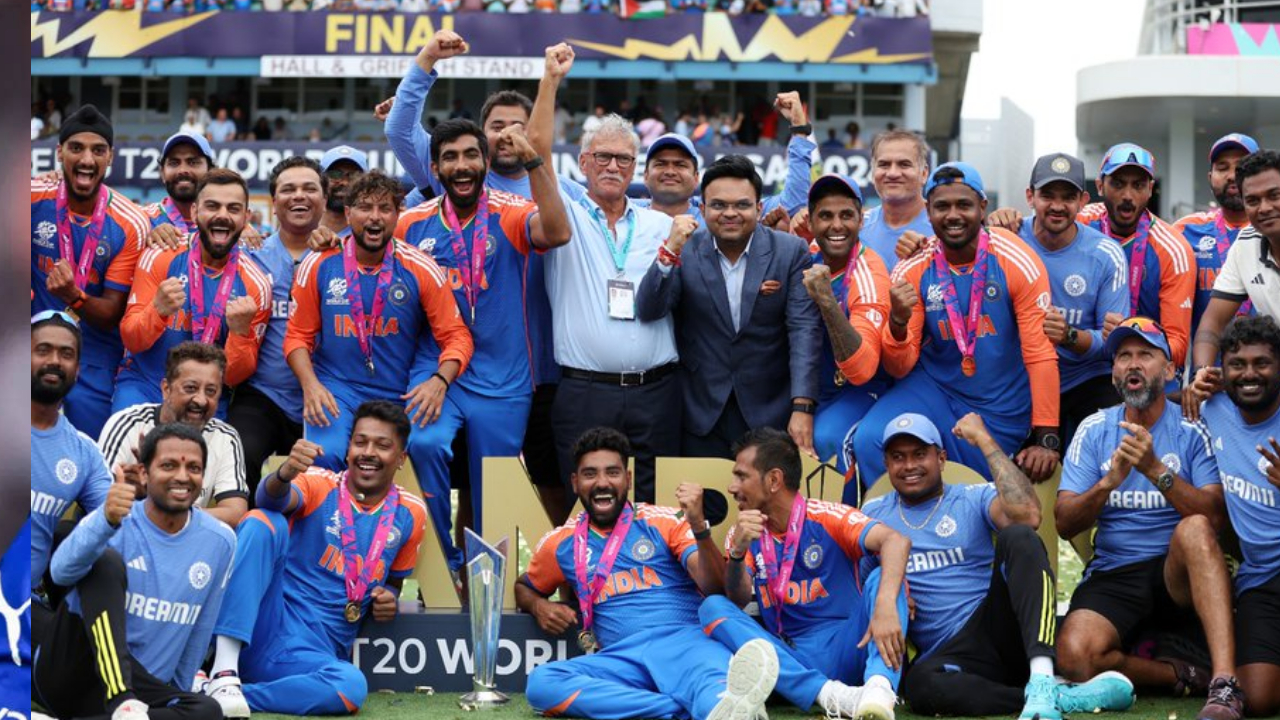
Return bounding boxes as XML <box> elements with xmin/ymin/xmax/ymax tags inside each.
<box><xmin>32</xmin><ymin>0</ymin><xmax>926</xmax><ymax>15</ymax></box>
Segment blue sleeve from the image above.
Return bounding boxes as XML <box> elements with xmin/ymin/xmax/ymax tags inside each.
<box><xmin>785</xmin><ymin>244</ymin><xmax>821</xmax><ymax>400</ymax></box>
<box><xmin>763</xmin><ymin>134</ymin><xmax>815</xmax><ymax>216</ymax></box>
<box><xmin>1081</xmin><ymin>243</ymin><xmax>1130</xmax><ymax>365</ymax></box>
<box><xmin>385</xmin><ymin>65</ymin><xmax>442</xmax><ymax>195</ymax></box>
<box><xmin>255</xmin><ymin>477</ymin><xmax>299</xmax><ymax>513</ymax></box>
<box><xmin>1185</xmin><ymin>422</ymin><xmax>1220</xmax><ymax>488</ymax></box>
<box><xmin>77</xmin><ymin>445</ymin><xmax>114</xmax><ymax>513</ymax></box>
<box><xmin>50</xmin><ymin>507</ymin><xmax>120</xmax><ymax>587</ymax></box>
<box><xmin>1060</xmin><ymin>419</ymin><xmax>1102</xmax><ymax>494</ymax></box>
<box><xmin>173</xmin><ymin>531</ymin><xmax>235</xmax><ymax>688</ymax></box>
<box><xmin>404</xmin><ymin>187</ymin><xmax>426</xmax><ymax>209</ymax></box>
<box><xmin>635</xmin><ymin>251</ymin><xmax>682</xmax><ymax>321</ymax></box>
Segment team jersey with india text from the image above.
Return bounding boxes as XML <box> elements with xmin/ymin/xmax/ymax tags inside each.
<box><xmin>1019</xmin><ymin>219</ymin><xmax>1130</xmax><ymax>391</ymax></box>
<box><xmin>31</xmin><ymin>415</ymin><xmax>112</xmax><ymax>587</ymax></box>
<box><xmin>1174</xmin><ymin>210</ymin><xmax>1254</xmax><ymax>337</ymax></box>
<box><xmin>276</xmin><ymin>470</ymin><xmax>427</xmax><ymax>656</ymax></box>
<box><xmin>98</xmin><ymin>403</ymin><xmax>249</xmax><ymax>508</ymax></box>
<box><xmin>1078</xmin><ymin>204</ymin><xmax>1195</xmax><ymax>364</ymax></box>
<box><xmin>120</xmin><ymin>242</ymin><xmax>272</xmax><ymax>388</ymax></box>
<box><xmin>523</xmin><ymin>504</ymin><xmax>701</xmax><ymax>649</ymax></box>
<box><xmin>724</xmin><ymin>498</ymin><xmax>878</xmax><ymax>639</ymax></box>
<box><xmin>1061</xmin><ymin>403</ymin><xmax>1218</xmax><ymax>576</ymax></box>
<box><xmin>814</xmin><ymin>247</ymin><xmax>891</xmax><ymax>404</ymax></box>
<box><xmin>1200</xmin><ymin>394</ymin><xmax>1280</xmax><ymax>594</ymax></box>
<box><xmin>861</xmin><ymin>484</ymin><xmax>997</xmax><ymax>658</ymax></box>
<box><xmin>881</xmin><ymin>229</ymin><xmax>1060</xmax><ymax>429</ymax></box>
<box><xmin>31</xmin><ymin>179</ymin><xmax>149</xmax><ymax>372</ymax></box>
<box><xmin>284</xmin><ymin>242</ymin><xmax>473</xmax><ymax>398</ymax></box>
<box><xmin>50</xmin><ymin>503</ymin><xmax>235</xmax><ymax>689</ymax></box>
<box><xmin>143</xmin><ymin>199</ymin><xmax>195</xmax><ymax>235</ymax></box>
<box><xmin>859</xmin><ymin>205</ymin><xmax>933</xmax><ymax>274</ymax></box>
<box><xmin>244</xmin><ymin>235</ymin><xmax>305</xmax><ymax>424</ymax></box>
<box><xmin>396</xmin><ymin>190</ymin><xmax>538</xmax><ymax>397</ymax></box>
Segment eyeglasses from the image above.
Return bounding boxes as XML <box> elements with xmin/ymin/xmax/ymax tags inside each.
<box><xmin>589</xmin><ymin>152</ymin><xmax>636</xmax><ymax>169</ymax></box>
<box><xmin>705</xmin><ymin>200</ymin><xmax>758</xmax><ymax>214</ymax></box>
<box><xmin>32</xmin><ymin>309</ymin><xmax>80</xmax><ymax>327</ymax></box>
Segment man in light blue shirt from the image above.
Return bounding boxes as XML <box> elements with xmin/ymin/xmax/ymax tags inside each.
<box><xmin>860</xmin><ymin>130</ymin><xmax>933</xmax><ymax>273</ymax></box>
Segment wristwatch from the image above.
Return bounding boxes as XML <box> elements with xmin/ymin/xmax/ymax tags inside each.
<box><xmin>1037</xmin><ymin>432</ymin><xmax>1061</xmax><ymax>452</ymax></box>
<box><xmin>1154</xmin><ymin>467</ymin><xmax>1175</xmax><ymax>492</ymax></box>
<box><xmin>792</xmin><ymin>401</ymin><xmax>817</xmax><ymax>415</ymax></box>
<box><xmin>1064</xmin><ymin>326</ymin><xmax>1079</xmax><ymax>349</ymax></box>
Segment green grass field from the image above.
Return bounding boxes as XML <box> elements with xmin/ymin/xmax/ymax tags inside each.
<box><xmin>256</xmin><ymin>691</ymin><xmax>1206</xmax><ymax>720</ymax></box>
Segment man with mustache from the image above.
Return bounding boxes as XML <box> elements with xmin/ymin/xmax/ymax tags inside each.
<box><xmin>201</xmin><ymin>402</ymin><xmax>427</xmax><ymax>717</ymax></box>
<box><xmin>116</xmin><ymin>169</ymin><xmax>272</xmax><ymax>412</ymax></box>
<box><xmin>1175</xmin><ymin>134</ymin><xmax>1260</xmax><ymax>340</ymax></box>
<box><xmin>1015</xmin><ymin>154</ymin><xmax>1129</xmax><ymax>450</ymax></box>
<box><xmin>799</xmin><ymin>175</ymin><xmax>891</xmax><ymax>501</ymax></box>
<box><xmin>31</xmin><ymin>104</ymin><xmax>151</xmax><ymax>438</ymax></box>
<box><xmin>851</xmin><ymin>163</ymin><xmax>1061</xmax><ymax>487</ymax></box>
<box><xmin>517</xmin><ymin>427</ymin><xmax>780</xmax><ymax>720</ymax></box>
<box><xmin>34</xmin><ymin>424</ymin><xmax>231</xmax><ymax>720</ymax></box>
<box><xmin>320</xmin><ymin>146</ymin><xmax>369</xmax><ymax>237</ymax></box>
<box><xmin>285</xmin><ymin>171</ymin><xmax>473</xmax><ymax>476</ymax></box>
<box><xmin>1056</xmin><ymin>318</ymin><xmax>1243</xmax><ymax>720</ymax></box>
<box><xmin>395</xmin><ymin>119</ymin><xmax>569</xmax><ymax>574</ymax></box>
<box><xmin>1195</xmin><ymin>316</ymin><xmax>1280</xmax><ymax>718</ymax></box>
<box><xmin>98</xmin><ymin>342</ymin><xmax>249</xmax><ymax>526</ymax></box>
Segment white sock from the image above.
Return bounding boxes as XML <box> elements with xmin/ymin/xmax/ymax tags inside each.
<box><xmin>1030</xmin><ymin>655</ymin><xmax>1054</xmax><ymax>679</ymax></box>
<box><xmin>211</xmin><ymin>635</ymin><xmax>242</xmax><ymax>677</ymax></box>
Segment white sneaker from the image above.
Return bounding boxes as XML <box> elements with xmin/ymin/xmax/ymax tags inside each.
<box><xmin>706</xmin><ymin>639</ymin><xmax>780</xmax><ymax>720</ymax></box>
<box><xmin>854</xmin><ymin>680</ymin><xmax>897</xmax><ymax>720</ymax></box>
<box><xmin>818</xmin><ymin>680</ymin><xmax>864</xmax><ymax>719</ymax></box>
<box><xmin>32</xmin><ymin>713</ymin><xmax>57</xmax><ymax>720</ymax></box>
<box><xmin>206</xmin><ymin>671</ymin><xmax>251</xmax><ymax>719</ymax></box>
<box><xmin>110</xmin><ymin>699</ymin><xmax>150</xmax><ymax>720</ymax></box>
<box><xmin>191</xmin><ymin>669</ymin><xmax>209</xmax><ymax>694</ymax></box>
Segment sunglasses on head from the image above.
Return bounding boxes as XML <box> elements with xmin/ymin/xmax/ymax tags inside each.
<box><xmin>31</xmin><ymin>309</ymin><xmax>80</xmax><ymax>328</ymax></box>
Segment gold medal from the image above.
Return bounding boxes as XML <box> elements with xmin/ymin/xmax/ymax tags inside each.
<box><xmin>834</xmin><ymin>369</ymin><xmax>847</xmax><ymax>388</ymax></box>
<box><xmin>577</xmin><ymin>630</ymin><xmax>598</xmax><ymax>654</ymax></box>
<box><xmin>345</xmin><ymin>600</ymin><xmax>361</xmax><ymax>623</ymax></box>
<box><xmin>961</xmin><ymin>356</ymin><xmax>977</xmax><ymax>377</ymax></box>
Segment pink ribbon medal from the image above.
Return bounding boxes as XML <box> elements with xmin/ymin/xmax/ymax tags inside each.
<box><xmin>55</xmin><ymin>180</ymin><xmax>109</xmax><ymax>291</ymax></box>
<box><xmin>757</xmin><ymin>493</ymin><xmax>807</xmax><ymax>640</ymax></box>
<box><xmin>572</xmin><ymin>502</ymin><xmax>634</xmax><ymax>653</ymax></box>
<box><xmin>442</xmin><ymin>190</ymin><xmax>490</xmax><ymax>326</ymax></box>
<box><xmin>341</xmin><ymin>238</ymin><xmax>396</xmax><ymax>377</ymax></box>
<box><xmin>186</xmin><ymin>234</ymin><xmax>242</xmax><ymax>345</ymax></box>
<box><xmin>932</xmin><ymin>229</ymin><xmax>992</xmax><ymax>377</ymax></box>
<box><xmin>336</xmin><ymin>473</ymin><xmax>401</xmax><ymax>623</ymax></box>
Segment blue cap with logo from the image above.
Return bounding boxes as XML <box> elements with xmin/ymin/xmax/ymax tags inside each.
<box><xmin>1209</xmin><ymin>133</ymin><xmax>1259</xmax><ymax>162</ymax></box>
<box><xmin>1099</xmin><ymin>142</ymin><xmax>1155</xmax><ymax>179</ymax></box>
<box><xmin>162</xmin><ymin>132</ymin><xmax>215</xmax><ymax>165</ymax></box>
<box><xmin>883</xmin><ymin>413</ymin><xmax>943</xmax><ymax>447</ymax></box>
<box><xmin>809</xmin><ymin>173</ymin><xmax>864</xmax><ymax>206</ymax></box>
<box><xmin>1104</xmin><ymin>316</ymin><xmax>1172</xmax><ymax>359</ymax></box>
<box><xmin>646</xmin><ymin>132</ymin><xmax>699</xmax><ymax>163</ymax></box>
<box><xmin>320</xmin><ymin>145</ymin><xmax>370</xmax><ymax>173</ymax></box>
<box><xmin>923</xmin><ymin>161</ymin><xmax>986</xmax><ymax>200</ymax></box>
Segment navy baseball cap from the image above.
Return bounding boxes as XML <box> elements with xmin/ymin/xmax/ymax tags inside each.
<box><xmin>646</xmin><ymin>133</ymin><xmax>698</xmax><ymax>163</ymax></box>
<box><xmin>883</xmin><ymin>413</ymin><xmax>943</xmax><ymax>447</ymax></box>
<box><xmin>923</xmin><ymin>162</ymin><xmax>986</xmax><ymax>200</ymax></box>
<box><xmin>1104</xmin><ymin>316</ymin><xmax>1172</xmax><ymax>359</ymax></box>
<box><xmin>809</xmin><ymin>174</ymin><xmax>863</xmax><ymax>206</ymax></box>
<box><xmin>320</xmin><ymin>145</ymin><xmax>369</xmax><ymax>173</ymax></box>
<box><xmin>1209</xmin><ymin>133</ymin><xmax>1259</xmax><ymax>162</ymax></box>
<box><xmin>162</xmin><ymin>132</ymin><xmax>215</xmax><ymax>164</ymax></box>
<box><xmin>1100</xmin><ymin>143</ymin><xmax>1155</xmax><ymax>179</ymax></box>
<box><xmin>1030</xmin><ymin>153</ymin><xmax>1086</xmax><ymax>192</ymax></box>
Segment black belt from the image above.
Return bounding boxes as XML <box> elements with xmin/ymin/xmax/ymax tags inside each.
<box><xmin>561</xmin><ymin>363</ymin><xmax>677</xmax><ymax>387</ymax></box>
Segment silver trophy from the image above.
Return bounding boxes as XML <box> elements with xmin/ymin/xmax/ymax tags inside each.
<box><xmin>459</xmin><ymin>528</ymin><xmax>510</xmax><ymax>709</ymax></box>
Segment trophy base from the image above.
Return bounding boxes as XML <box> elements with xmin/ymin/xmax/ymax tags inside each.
<box><xmin>458</xmin><ymin>689</ymin><xmax>510</xmax><ymax>709</ymax></box>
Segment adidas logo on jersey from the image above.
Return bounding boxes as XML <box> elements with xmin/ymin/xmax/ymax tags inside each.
<box><xmin>1251</xmin><ymin>273</ymin><xmax>1266</xmax><ymax>285</ymax></box>
<box><xmin>128</xmin><ymin>556</ymin><xmax>149</xmax><ymax>572</ymax></box>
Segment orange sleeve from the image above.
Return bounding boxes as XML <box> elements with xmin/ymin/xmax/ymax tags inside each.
<box><xmin>653</xmin><ymin>513</ymin><xmax>696</xmax><ymax>562</ymax></box>
<box><xmin>838</xmin><ymin>249</ymin><xmax>891</xmax><ymax>386</ymax></box>
<box><xmin>1156</xmin><ymin>224</ymin><xmax>1195</xmax><ymax>365</ymax></box>
<box><xmin>994</xmin><ymin>229</ymin><xmax>1059</xmax><ymax>428</ymax></box>
<box><xmin>120</xmin><ymin>249</ymin><xmax>174</xmax><ymax>354</ymax></box>
<box><xmin>813</xmin><ymin>505</ymin><xmax>874</xmax><ymax>563</ymax></box>
<box><xmin>293</xmin><ymin>470</ymin><xmax>338</xmax><ymax>518</ymax></box>
<box><xmin>879</xmin><ymin>254</ymin><xmax>928</xmax><ymax>378</ymax></box>
<box><xmin>390</xmin><ymin>493</ymin><xmax>428</xmax><ymax>575</ymax></box>
<box><xmin>524</xmin><ymin>527</ymin><xmax>571</xmax><ymax>595</ymax></box>
<box><xmin>498</xmin><ymin>200</ymin><xmax>537</xmax><ymax>256</ymax></box>
<box><xmin>103</xmin><ymin>199</ymin><xmax>146</xmax><ymax>291</ymax></box>
<box><xmin>283</xmin><ymin>252</ymin><xmax>326</xmax><ymax>360</ymax></box>
<box><xmin>222</xmin><ymin>263</ymin><xmax>271</xmax><ymax>387</ymax></box>
<box><xmin>411</xmin><ymin>254</ymin><xmax>474</xmax><ymax>376</ymax></box>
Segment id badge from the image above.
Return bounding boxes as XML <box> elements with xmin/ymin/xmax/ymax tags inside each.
<box><xmin>607</xmin><ymin>278</ymin><xmax>636</xmax><ymax>321</ymax></box>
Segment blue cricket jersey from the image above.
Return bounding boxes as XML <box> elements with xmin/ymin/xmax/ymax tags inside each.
<box><xmin>31</xmin><ymin>415</ymin><xmax>112</xmax><ymax>586</ymax></box>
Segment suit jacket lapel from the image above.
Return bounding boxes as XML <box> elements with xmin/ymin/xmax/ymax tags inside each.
<box><xmin>736</xmin><ymin>226</ymin><xmax>773</xmax><ymax>336</ymax></box>
<box><xmin>697</xmin><ymin>230</ymin><xmax>734</xmax><ymax>332</ymax></box>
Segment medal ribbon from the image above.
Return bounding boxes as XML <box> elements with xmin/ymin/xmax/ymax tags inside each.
<box><xmin>186</xmin><ymin>234</ymin><xmax>242</xmax><ymax>345</ymax></box>
<box><xmin>337</xmin><ymin>473</ymin><xmax>401</xmax><ymax>612</ymax></box>
<box><xmin>341</xmin><ymin>238</ymin><xmax>396</xmax><ymax>373</ymax></box>
<box><xmin>1213</xmin><ymin>210</ymin><xmax>1253</xmax><ymax>316</ymax></box>
<box><xmin>932</xmin><ymin>230</ymin><xmax>991</xmax><ymax>369</ymax></box>
<box><xmin>160</xmin><ymin>197</ymin><xmax>196</xmax><ymax>235</ymax></box>
<box><xmin>442</xmin><ymin>190</ymin><xmax>490</xmax><ymax>318</ymax></box>
<box><xmin>757</xmin><ymin>493</ymin><xmax>807</xmax><ymax>637</ymax></box>
<box><xmin>573</xmin><ymin>503</ymin><xmax>634</xmax><ymax>637</ymax></box>
<box><xmin>55</xmin><ymin>181</ymin><xmax>110</xmax><ymax>291</ymax></box>
<box><xmin>1102</xmin><ymin>210</ymin><xmax>1152</xmax><ymax>317</ymax></box>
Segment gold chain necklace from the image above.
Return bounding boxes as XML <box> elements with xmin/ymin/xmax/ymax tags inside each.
<box><xmin>897</xmin><ymin>490</ymin><xmax>945</xmax><ymax>531</ymax></box>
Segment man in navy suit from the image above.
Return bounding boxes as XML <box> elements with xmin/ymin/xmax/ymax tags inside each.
<box><xmin>638</xmin><ymin>155</ymin><xmax>822</xmax><ymax>460</ymax></box>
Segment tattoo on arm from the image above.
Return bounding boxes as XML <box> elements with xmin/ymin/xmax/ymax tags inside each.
<box><xmin>987</xmin><ymin>449</ymin><xmax>1034</xmax><ymax>509</ymax></box>
<box><xmin>819</xmin><ymin>298</ymin><xmax>862</xmax><ymax>362</ymax></box>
